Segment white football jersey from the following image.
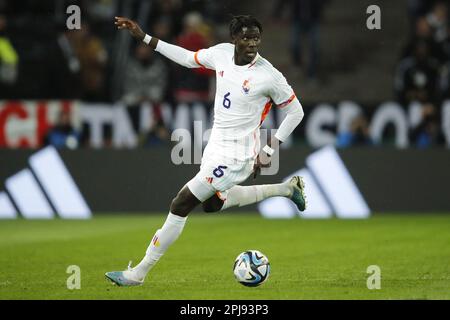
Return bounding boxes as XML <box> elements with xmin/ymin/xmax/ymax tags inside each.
<box><xmin>194</xmin><ymin>43</ymin><xmax>296</xmax><ymax>161</ymax></box>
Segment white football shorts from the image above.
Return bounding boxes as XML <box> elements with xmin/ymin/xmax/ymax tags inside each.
<box><xmin>186</xmin><ymin>145</ymin><xmax>255</xmax><ymax>202</ymax></box>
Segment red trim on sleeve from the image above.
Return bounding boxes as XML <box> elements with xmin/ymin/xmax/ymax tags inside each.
<box><xmin>194</xmin><ymin>50</ymin><xmax>206</xmax><ymax>68</ymax></box>
<box><xmin>277</xmin><ymin>94</ymin><xmax>297</xmax><ymax>108</ymax></box>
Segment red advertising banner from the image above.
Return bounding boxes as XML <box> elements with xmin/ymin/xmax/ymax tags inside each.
<box><xmin>0</xmin><ymin>100</ymin><xmax>80</xmax><ymax>148</ymax></box>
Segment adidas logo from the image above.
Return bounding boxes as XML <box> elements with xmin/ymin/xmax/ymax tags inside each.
<box><xmin>0</xmin><ymin>146</ymin><xmax>91</xmax><ymax>219</ymax></box>
<box><xmin>258</xmin><ymin>146</ymin><xmax>371</xmax><ymax>219</ymax></box>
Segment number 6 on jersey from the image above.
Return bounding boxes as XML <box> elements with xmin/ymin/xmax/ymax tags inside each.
<box><xmin>223</xmin><ymin>92</ymin><xmax>231</xmax><ymax>109</ymax></box>
<box><xmin>213</xmin><ymin>165</ymin><xmax>228</xmax><ymax>178</ymax></box>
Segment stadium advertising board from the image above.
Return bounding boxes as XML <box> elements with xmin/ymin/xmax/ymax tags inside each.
<box><xmin>1</xmin><ymin>100</ymin><xmax>450</xmax><ymax>149</ymax></box>
<box><xmin>1</xmin><ymin>147</ymin><xmax>449</xmax><ymax>218</ymax></box>
<box><xmin>0</xmin><ymin>100</ymin><xmax>81</xmax><ymax>148</ymax></box>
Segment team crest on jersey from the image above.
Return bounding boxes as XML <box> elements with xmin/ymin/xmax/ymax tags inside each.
<box><xmin>242</xmin><ymin>79</ymin><xmax>250</xmax><ymax>94</ymax></box>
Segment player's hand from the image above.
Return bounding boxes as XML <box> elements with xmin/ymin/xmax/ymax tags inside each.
<box><xmin>115</xmin><ymin>16</ymin><xmax>145</xmax><ymax>40</ymax></box>
<box><xmin>253</xmin><ymin>154</ymin><xmax>271</xmax><ymax>179</ymax></box>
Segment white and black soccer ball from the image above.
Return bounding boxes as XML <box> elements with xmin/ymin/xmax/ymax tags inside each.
<box><xmin>233</xmin><ymin>250</ymin><xmax>270</xmax><ymax>287</ymax></box>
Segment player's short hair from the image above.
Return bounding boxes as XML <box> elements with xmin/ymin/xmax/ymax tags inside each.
<box><xmin>229</xmin><ymin>15</ymin><xmax>263</xmax><ymax>38</ymax></box>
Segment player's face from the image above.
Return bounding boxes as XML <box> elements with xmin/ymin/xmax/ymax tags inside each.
<box><xmin>233</xmin><ymin>26</ymin><xmax>261</xmax><ymax>64</ymax></box>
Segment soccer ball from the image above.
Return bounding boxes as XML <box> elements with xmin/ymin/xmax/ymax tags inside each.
<box><xmin>233</xmin><ymin>250</ymin><xmax>270</xmax><ymax>287</ymax></box>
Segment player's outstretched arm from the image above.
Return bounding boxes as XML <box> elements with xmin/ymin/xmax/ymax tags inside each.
<box><xmin>115</xmin><ymin>16</ymin><xmax>202</xmax><ymax>69</ymax></box>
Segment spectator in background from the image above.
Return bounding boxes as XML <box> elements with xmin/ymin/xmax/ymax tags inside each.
<box><xmin>336</xmin><ymin>115</ymin><xmax>373</xmax><ymax>148</ymax></box>
<box><xmin>409</xmin><ymin>103</ymin><xmax>444</xmax><ymax>147</ymax></box>
<box><xmin>273</xmin><ymin>0</ymin><xmax>326</xmax><ymax>82</ymax></box>
<box><xmin>426</xmin><ymin>1</ymin><xmax>448</xmax><ymax>44</ymax></box>
<box><xmin>54</xmin><ymin>26</ymin><xmax>83</xmax><ymax>99</ymax></box>
<box><xmin>122</xmin><ymin>43</ymin><xmax>169</xmax><ymax>107</ymax></box>
<box><xmin>122</xmin><ymin>42</ymin><xmax>170</xmax><ymax>143</ymax></box>
<box><xmin>400</xmin><ymin>1</ymin><xmax>450</xmax><ymax>103</ymax></box>
<box><xmin>44</xmin><ymin>110</ymin><xmax>80</xmax><ymax>149</ymax></box>
<box><xmin>173</xmin><ymin>11</ymin><xmax>214</xmax><ymax>104</ymax></box>
<box><xmin>70</xmin><ymin>22</ymin><xmax>108</xmax><ymax>101</ymax></box>
<box><xmin>0</xmin><ymin>15</ymin><xmax>18</xmax><ymax>86</ymax></box>
<box><xmin>426</xmin><ymin>1</ymin><xmax>450</xmax><ymax>63</ymax></box>
<box><xmin>143</xmin><ymin>116</ymin><xmax>171</xmax><ymax>147</ymax></box>
<box><xmin>80</xmin><ymin>22</ymin><xmax>109</xmax><ymax>101</ymax></box>
<box><xmin>395</xmin><ymin>40</ymin><xmax>441</xmax><ymax>105</ymax></box>
<box><xmin>402</xmin><ymin>16</ymin><xmax>447</xmax><ymax>64</ymax></box>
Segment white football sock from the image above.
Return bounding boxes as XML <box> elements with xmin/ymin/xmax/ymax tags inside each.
<box><xmin>132</xmin><ymin>212</ymin><xmax>187</xmax><ymax>280</ymax></box>
<box><xmin>221</xmin><ymin>182</ymin><xmax>292</xmax><ymax>211</ymax></box>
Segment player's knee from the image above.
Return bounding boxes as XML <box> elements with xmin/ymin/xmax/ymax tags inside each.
<box><xmin>170</xmin><ymin>194</ymin><xmax>187</xmax><ymax>214</ymax></box>
<box><xmin>169</xmin><ymin>197</ymin><xmax>178</xmax><ymax>212</ymax></box>
<box><xmin>170</xmin><ymin>187</ymin><xmax>199</xmax><ymax>216</ymax></box>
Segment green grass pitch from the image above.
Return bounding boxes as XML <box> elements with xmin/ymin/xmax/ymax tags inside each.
<box><xmin>0</xmin><ymin>213</ymin><xmax>449</xmax><ymax>299</ymax></box>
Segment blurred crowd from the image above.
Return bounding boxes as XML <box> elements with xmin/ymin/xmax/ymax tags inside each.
<box><xmin>0</xmin><ymin>0</ymin><xmax>448</xmax><ymax>150</ymax></box>
<box><xmin>0</xmin><ymin>0</ymin><xmax>231</xmax><ymax>102</ymax></box>
<box><xmin>393</xmin><ymin>0</ymin><xmax>449</xmax><ymax>148</ymax></box>
<box><xmin>396</xmin><ymin>0</ymin><xmax>450</xmax><ymax>105</ymax></box>
<box><xmin>337</xmin><ymin>1</ymin><xmax>449</xmax><ymax>149</ymax></box>
<box><xmin>0</xmin><ymin>0</ymin><xmax>236</xmax><ymax>147</ymax></box>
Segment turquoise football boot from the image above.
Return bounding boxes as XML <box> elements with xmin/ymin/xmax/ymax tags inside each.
<box><xmin>105</xmin><ymin>261</ymin><xmax>144</xmax><ymax>287</ymax></box>
<box><xmin>289</xmin><ymin>176</ymin><xmax>307</xmax><ymax>212</ymax></box>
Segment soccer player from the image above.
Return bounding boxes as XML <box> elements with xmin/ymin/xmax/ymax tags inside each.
<box><xmin>106</xmin><ymin>15</ymin><xmax>307</xmax><ymax>286</ymax></box>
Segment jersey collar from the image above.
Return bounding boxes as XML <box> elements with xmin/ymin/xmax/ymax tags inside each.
<box><xmin>232</xmin><ymin>53</ymin><xmax>260</xmax><ymax>70</ymax></box>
